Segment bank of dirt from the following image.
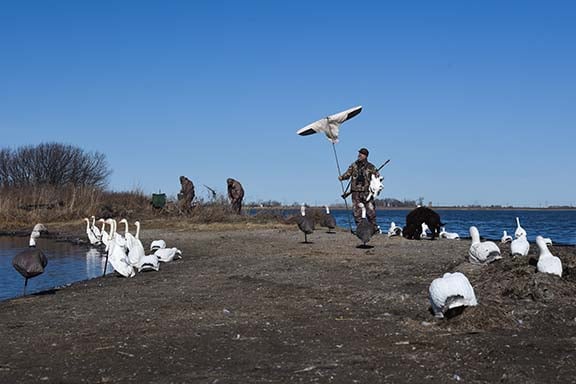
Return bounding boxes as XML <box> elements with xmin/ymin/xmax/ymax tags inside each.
<box><xmin>1</xmin><ymin>224</ymin><xmax>576</xmax><ymax>383</ymax></box>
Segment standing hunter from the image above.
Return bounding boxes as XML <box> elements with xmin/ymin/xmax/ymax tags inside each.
<box><xmin>338</xmin><ymin>148</ymin><xmax>381</xmax><ymax>232</ymax></box>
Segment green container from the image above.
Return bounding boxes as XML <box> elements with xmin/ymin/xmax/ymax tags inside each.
<box><xmin>151</xmin><ymin>193</ymin><xmax>166</xmax><ymax>209</ymax></box>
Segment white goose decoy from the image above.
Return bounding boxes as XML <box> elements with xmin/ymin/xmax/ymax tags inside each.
<box><xmin>500</xmin><ymin>230</ymin><xmax>513</xmax><ymax>244</ymax></box>
<box><xmin>90</xmin><ymin>216</ymin><xmax>102</xmax><ymax>242</ymax></box>
<box><xmin>83</xmin><ymin>218</ymin><xmax>101</xmax><ymax>246</ymax></box>
<box><xmin>468</xmin><ymin>226</ymin><xmax>501</xmax><ymax>264</ymax></box>
<box><xmin>387</xmin><ymin>222</ymin><xmax>402</xmax><ymax>237</ymax></box>
<box><xmin>98</xmin><ymin>218</ymin><xmax>110</xmax><ymax>248</ymax></box>
<box><xmin>131</xmin><ymin>221</ymin><xmax>159</xmax><ymax>272</ymax></box>
<box><xmin>439</xmin><ymin>227</ymin><xmax>460</xmax><ymax>240</ymax></box>
<box><xmin>420</xmin><ymin>223</ymin><xmax>431</xmax><ymax>239</ymax></box>
<box><xmin>355</xmin><ymin>203</ymin><xmax>375</xmax><ymax>246</ymax></box>
<box><xmin>320</xmin><ymin>205</ymin><xmax>336</xmax><ymax>233</ymax></box>
<box><xmin>12</xmin><ymin>224</ymin><xmax>48</xmax><ymax>295</ymax></box>
<box><xmin>154</xmin><ymin>247</ymin><xmax>182</xmax><ymax>263</ymax></box>
<box><xmin>514</xmin><ymin>217</ymin><xmax>527</xmax><ymax>239</ymax></box>
<box><xmin>296</xmin><ymin>105</ymin><xmax>362</xmax><ymax>144</ymax></box>
<box><xmin>429</xmin><ymin>272</ymin><xmax>478</xmax><ymax>318</ymax></box>
<box><xmin>366</xmin><ymin>174</ymin><xmax>384</xmax><ymax>201</ymax></box>
<box><xmin>119</xmin><ymin>219</ymin><xmax>146</xmax><ymax>266</ymax></box>
<box><xmin>296</xmin><ymin>204</ymin><xmax>314</xmax><ymax>243</ymax></box>
<box><xmin>536</xmin><ymin>235</ymin><xmax>562</xmax><ymax>277</ymax></box>
<box><xmin>104</xmin><ymin>219</ymin><xmax>135</xmax><ymax>278</ymax></box>
<box><xmin>150</xmin><ymin>239</ymin><xmax>167</xmax><ymax>251</ymax></box>
<box><xmin>510</xmin><ymin>234</ymin><xmax>530</xmax><ymax>257</ymax></box>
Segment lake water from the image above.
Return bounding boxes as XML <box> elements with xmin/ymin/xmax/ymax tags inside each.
<box><xmin>0</xmin><ymin>238</ymin><xmax>108</xmax><ymax>302</ymax></box>
<box><xmin>1</xmin><ymin>209</ymin><xmax>575</xmax><ymax>302</ymax></box>
<box><xmin>269</xmin><ymin>208</ymin><xmax>576</xmax><ymax>245</ymax></box>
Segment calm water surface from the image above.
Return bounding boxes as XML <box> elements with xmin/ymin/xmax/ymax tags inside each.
<box><xmin>0</xmin><ymin>237</ymin><xmax>107</xmax><ymax>301</ymax></box>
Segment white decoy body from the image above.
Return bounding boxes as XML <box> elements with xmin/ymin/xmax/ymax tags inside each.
<box><xmin>501</xmin><ymin>231</ymin><xmax>513</xmax><ymax>244</ymax></box>
<box><xmin>321</xmin><ymin>206</ymin><xmax>337</xmax><ymax>233</ymax></box>
<box><xmin>98</xmin><ymin>218</ymin><xmax>110</xmax><ymax>248</ymax></box>
<box><xmin>83</xmin><ymin>218</ymin><xmax>101</xmax><ymax>246</ymax></box>
<box><xmin>105</xmin><ymin>219</ymin><xmax>135</xmax><ymax>278</ymax></box>
<box><xmin>468</xmin><ymin>226</ymin><xmax>501</xmax><ymax>264</ymax></box>
<box><xmin>12</xmin><ymin>224</ymin><xmax>48</xmax><ymax>294</ymax></box>
<box><xmin>119</xmin><ymin>219</ymin><xmax>144</xmax><ymax>266</ymax></box>
<box><xmin>429</xmin><ymin>272</ymin><xmax>478</xmax><ymax>318</ymax></box>
<box><xmin>536</xmin><ymin>235</ymin><xmax>562</xmax><ymax>277</ymax></box>
<box><xmin>387</xmin><ymin>222</ymin><xmax>402</xmax><ymax>237</ymax></box>
<box><xmin>366</xmin><ymin>174</ymin><xmax>384</xmax><ymax>201</ymax></box>
<box><xmin>510</xmin><ymin>235</ymin><xmax>530</xmax><ymax>257</ymax></box>
<box><xmin>296</xmin><ymin>105</ymin><xmax>362</xmax><ymax>144</ymax></box>
<box><xmin>420</xmin><ymin>223</ymin><xmax>431</xmax><ymax>239</ymax></box>
<box><xmin>154</xmin><ymin>247</ymin><xmax>182</xmax><ymax>263</ymax></box>
<box><xmin>514</xmin><ymin>217</ymin><xmax>527</xmax><ymax>239</ymax></box>
<box><xmin>296</xmin><ymin>204</ymin><xmax>315</xmax><ymax>243</ymax></box>
<box><xmin>355</xmin><ymin>203</ymin><xmax>375</xmax><ymax>246</ymax></box>
<box><xmin>90</xmin><ymin>216</ymin><xmax>102</xmax><ymax>242</ymax></box>
<box><xmin>439</xmin><ymin>227</ymin><xmax>460</xmax><ymax>240</ymax></box>
<box><xmin>150</xmin><ymin>239</ymin><xmax>167</xmax><ymax>251</ymax></box>
<box><xmin>127</xmin><ymin>221</ymin><xmax>159</xmax><ymax>271</ymax></box>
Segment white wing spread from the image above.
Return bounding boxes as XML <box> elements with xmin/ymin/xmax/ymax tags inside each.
<box><xmin>296</xmin><ymin>106</ymin><xmax>362</xmax><ymax>143</ymax></box>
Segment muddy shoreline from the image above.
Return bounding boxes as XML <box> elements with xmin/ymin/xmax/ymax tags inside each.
<box><xmin>1</xmin><ymin>224</ymin><xmax>576</xmax><ymax>383</ymax></box>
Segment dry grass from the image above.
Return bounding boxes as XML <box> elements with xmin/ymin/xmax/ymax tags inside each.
<box><xmin>0</xmin><ymin>185</ymin><xmax>284</xmax><ymax>231</ymax></box>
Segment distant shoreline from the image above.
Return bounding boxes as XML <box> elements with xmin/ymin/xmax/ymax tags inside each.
<box><xmin>249</xmin><ymin>206</ymin><xmax>576</xmax><ymax>211</ymax></box>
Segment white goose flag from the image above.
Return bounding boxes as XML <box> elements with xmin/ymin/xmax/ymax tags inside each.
<box><xmin>296</xmin><ymin>105</ymin><xmax>362</xmax><ymax>144</ymax></box>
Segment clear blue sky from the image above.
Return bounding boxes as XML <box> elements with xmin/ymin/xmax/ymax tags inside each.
<box><xmin>1</xmin><ymin>1</ymin><xmax>575</xmax><ymax>207</ymax></box>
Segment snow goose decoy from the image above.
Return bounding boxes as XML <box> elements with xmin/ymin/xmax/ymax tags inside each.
<box><xmin>439</xmin><ymin>227</ymin><xmax>460</xmax><ymax>240</ymax></box>
<box><xmin>296</xmin><ymin>204</ymin><xmax>315</xmax><ymax>243</ymax></box>
<box><xmin>98</xmin><ymin>218</ymin><xmax>110</xmax><ymax>248</ymax></box>
<box><xmin>500</xmin><ymin>231</ymin><xmax>513</xmax><ymax>244</ymax></box>
<box><xmin>90</xmin><ymin>216</ymin><xmax>102</xmax><ymax>242</ymax></box>
<box><xmin>420</xmin><ymin>223</ymin><xmax>431</xmax><ymax>239</ymax></box>
<box><xmin>355</xmin><ymin>203</ymin><xmax>376</xmax><ymax>247</ymax></box>
<box><xmin>510</xmin><ymin>234</ymin><xmax>530</xmax><ymax>257</ymax></box>
<box><xmin>387</xmin><ymin>222</ymin><xmax>402</xmax><ymax>237</ymax></box>
<box><xmin>468</xmin><ymin>226</ymin><xmax>501</xmax><ymax>264</ymax></box>
<box><xmin>118</xmin><ymin>219</ymin><xmax>144</xmax><ymax>266</ymax></box>
<box><xmin>429</xmin><ymin>272</ymin><xmax>478</xmax><ymax>318</ymax></box>
<box><xmin>514</xmin><ymin>217</ymin><xmax>527</xmax><ymax>239</ymax></box>
<box><xmin>154</xmin><ymin>247</ymin><xmax>182</xmax><ymax>263</ymax></box>
<box><xmin>150</xmin><ymin>239</ymin><xmax>167</xmax><ymax>252</ymax></box>
<box><xmin>296</xmin><ymin>105</ymin><xmax>362</xmax><ymax>144</ymax></box>
<box><xmin>104</xmin><ymin>219</ymin><xmax>135</xmax><ymax>278</ymax></box>
<box><xmin>320</xmin><ymin>205</ymin><xmax>337</xmax><ymax>233</ymax></box>
<box><xmin>83</xmin><ymin>217</ymin><xmax>101</xmax><ymax>246</ymax></box>
<box><xmin>12</xmin><ymin>224</ymin><xmax>48</xmax><ymax>295</ymax></box>
<box><xmin>536</xmin><ymin>235</ymin><xmax>562</xmax><ymax>277</ymax></box>
<box><xmin>131</xmin><ymin>221</ymin><xmax>159</xmax><ymax>272</ymax></box>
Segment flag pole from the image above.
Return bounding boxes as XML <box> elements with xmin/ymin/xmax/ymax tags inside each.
<box><xmin>331</xmin><ymin>142</ymin><xmax>354</xmax><ymax>233</ymax></box>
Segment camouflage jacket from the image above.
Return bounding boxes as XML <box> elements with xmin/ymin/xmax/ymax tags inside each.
<box><xmin>227</xmin><ymin>179</ymin><xmax>245</xmax><ymax>202</ymax></box>
<box><xmin>340</xmin><ymin>160</ymin><xmax>379</xmax><ymax>192</ymax></box>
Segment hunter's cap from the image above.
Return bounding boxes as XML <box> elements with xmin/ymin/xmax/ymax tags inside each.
<box><xmin>358</xmin><ymin>148</ymin><xmax>369</xmax><ymax>156</ymax></box>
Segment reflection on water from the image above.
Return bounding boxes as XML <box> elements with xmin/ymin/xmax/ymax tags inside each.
<box><xmin>0</xmin><ymin>237</ymin><xmax>110</xmax><ymax>301</ymax></box>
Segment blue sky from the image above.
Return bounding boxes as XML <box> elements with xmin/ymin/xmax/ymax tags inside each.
<box><xmin>1</xmin><ymin>1</ymin><xmax>575</xmax><ymax>207</ymax></box>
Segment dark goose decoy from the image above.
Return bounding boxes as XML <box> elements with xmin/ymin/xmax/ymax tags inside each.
<box><xmin>12</xmin><ymin>223</ymin><xmax>48</xmax><ymax>295</ymax></box>
<box><xmin>321</xmin><ymin>205</ymin><xmax>337</xmax><ymax>233</ymax></box>
<box><xmin>355</xmin><ymin>203</ymin><xmax>376</xmax><ymax>247</ymax></box>
<box><xmin>296</xmin><ymin>204</ymin><xmax>315</xmax><ymax>243</ymax></box>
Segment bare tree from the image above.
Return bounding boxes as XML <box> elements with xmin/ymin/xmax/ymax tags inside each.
<box><xmin>0</xmin><ymin>143</ymin><xmax>111</xmax><ymax>188</ymax></box>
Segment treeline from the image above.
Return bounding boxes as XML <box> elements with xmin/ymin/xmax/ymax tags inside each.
<box><xmin>0</xmin><ymin>142</ymin><xmax>111</xmax><ymax>188</ymax></box>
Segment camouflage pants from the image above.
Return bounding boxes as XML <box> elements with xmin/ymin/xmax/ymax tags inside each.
<box><xmin>352</xmin><ymin>191</ymin><xmax>377</xmax><ymax>229</ymax></box>
<box><xmin>231</xmin><ymin>199</ymin><xmax>242</xmax><ymax>214</ymax></box>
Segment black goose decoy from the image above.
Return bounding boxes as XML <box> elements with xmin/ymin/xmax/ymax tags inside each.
<box><xmin>321</xmin><ymin>205</ymin><xmax>336</xmax><ymax>233</ymax></box>
<box><xmin>296</xmin><ymin>204</ymin><xmax>315</xmax><ymax>243</ymax></box>
<box><xmin>12</xmin><ymin>223</ymin><xmax>48</xmax><ymax>295</ymax></box>
<box><xmin>355</xmin><ymin>203</ymin><xmax>376</xmax><ymax>247</ymax></box>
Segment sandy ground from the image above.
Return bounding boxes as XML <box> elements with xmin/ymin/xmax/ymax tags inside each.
<box><xmin>1</xmin><ymin>223</ymin><xmax>576</xmax><ymax>383</ymax></box>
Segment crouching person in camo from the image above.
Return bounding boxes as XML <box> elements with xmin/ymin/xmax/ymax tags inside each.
<box><xmin>338</xmin><ymin>148</ymin><xmax>381</xmax><ymax>233</ymax></box>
